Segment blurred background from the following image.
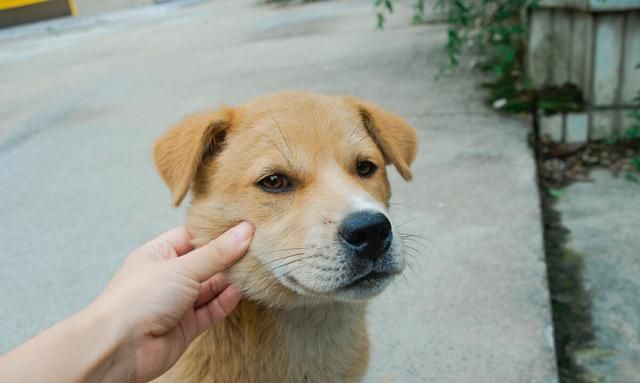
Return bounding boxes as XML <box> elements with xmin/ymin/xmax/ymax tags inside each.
<box><xmin>1</xmin><ymin>1</ymin><xmax>639</xmax><ymax>382</ymax></box>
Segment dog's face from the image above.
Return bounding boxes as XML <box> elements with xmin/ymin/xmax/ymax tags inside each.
<box><xmin>154</xmin><ymin>91</ymin><xmax>417</xmax><ymax>307</ymax></box>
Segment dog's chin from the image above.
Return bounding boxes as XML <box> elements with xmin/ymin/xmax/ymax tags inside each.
<box><xmin>280</xmin><ymin>270</ymin><xmax>397</xmax><ymax>302</ymax></box>
<box><xmin>333</xmin><ymin>271</ymin><xmax>395</xmax><ymax>301</ymax></box>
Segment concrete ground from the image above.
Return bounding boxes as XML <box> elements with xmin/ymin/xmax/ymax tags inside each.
<box><xmin>0</xmin><ymin>0</ymin><xmax>557</xmax><ymax>381</ymax></box>
<box><xmin>74</xmin><ymin>0</ymin><xmax>156</xmax><ymax>17</ymax></box>
<box><xmin>556</xmin><ymin>170</ymin><xmax>640</xmax><ymax>382</ymax></box>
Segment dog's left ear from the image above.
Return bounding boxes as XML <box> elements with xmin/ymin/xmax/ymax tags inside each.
<box><xmin>342</xmin><ymin>96</ymin><xmax>418</xmax><ymax>181</ymax></box>
<box><xmin>153</xmin><ymin>107</ymin><xmax>234</xmax><ymax>207</ymax></box>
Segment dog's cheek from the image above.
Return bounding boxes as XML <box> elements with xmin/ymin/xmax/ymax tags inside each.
<box><xmin>224</xmin><ymin>255</ymin><xmax>266</xmax><ymax>292</ymax></box>
<box><xmin>186</xmin><ymin>194</ymin><xmax>255</xmax><ymax>246</ymax></box>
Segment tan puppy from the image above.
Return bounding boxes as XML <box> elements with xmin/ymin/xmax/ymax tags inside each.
<box><xmin>152</xmin><ymin>91</ymin><xmax>417</xmax><ymax>383</ymax></box>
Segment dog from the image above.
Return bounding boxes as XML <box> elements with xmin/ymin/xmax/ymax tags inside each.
<box><xmin>152</xmin><ymin>91</ymin><xmax>417</xmax><ymax>383</ymax></box>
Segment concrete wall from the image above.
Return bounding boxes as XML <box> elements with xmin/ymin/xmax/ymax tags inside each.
<box><xmin>528</xmin><ymin>1</ymin><xmax>640</xmax><ymax>142</ymax></box>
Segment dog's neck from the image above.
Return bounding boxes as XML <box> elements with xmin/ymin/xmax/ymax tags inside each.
<box><xmin>256</xmin><ymin>298</ymin><xmax>366</xmax><ymax>331</ymax></box>
<box><xmin>235</xmin><ymin>298</ymin><xmax>370</xmax><ymax>379</ymax></box>
<box><xmin>159</xmin><ymin>293</ymin><xmax>370</xmax><ymax>383</ymax></box>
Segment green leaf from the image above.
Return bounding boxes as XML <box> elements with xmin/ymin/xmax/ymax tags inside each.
<box><xmin>625</xmin><ymin>173</ymin><xmax>639</xmax><ymax>183</ymax></box>
<box><xmin>624</xmin><ymin>126</ymin><xmax>640</xmax><ymax>139</ymax></box>
<box><xmin>604</xmin><ymin>135</ymin><xmax>618</xmax><ymax>145</ymax></box>
<box><xmin>547</xmin><ymin>188</ymin><xmax>565</xmax><ymax>198</ymax></box>
<box><xmin>632</xmin><ymin>156</ymin><xmax>640</xmax><ymax>172</ymax></box>
<box><xmin>384</xmin><ymin>0</ymin><xmax>393</xmax><ymax>13</ymax></box>
<box><xmin>376</xmin><ymin>12</ymin><xmax>385</xmax><ymax>29</ymax></box>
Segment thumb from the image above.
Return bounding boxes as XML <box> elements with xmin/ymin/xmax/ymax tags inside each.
<box><xmin>175</xmin><ymin>221</ymin><xmax>254</xmax><ymax>282</ymax></box>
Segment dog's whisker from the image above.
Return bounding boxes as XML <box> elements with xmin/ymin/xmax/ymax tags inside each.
<box><xmin>397</xmin><ymin>218</ymin><xmax>419</xmax><ymax>228</ymax></box>
<box><xmin>268</xmin><ymin>108</ymin><xmax>293</xmax><ymax>157</ymax></box>
<box><xmin>260</xmin><ymin>252</ymin><xmax>307</xmax><ymax>268</ymax></box>
<box><xmin>347</xmin><ymin>117</ymin><xmax>363</xmax><ymax>143</ymax></box>
<box><xmin>306</xmin><ymin>263</ymin><xmax>342</xmax><ymax>272</ymax></box>
<box><xmin>401</xmin><ymin>237</ymin><xmax>428</xmax><ymax>249</ymax></box>
<box><xmin>265</xmin><ymin>264</ymin><xmax>307</xmax><ymax>292</ymax></box>
<box><xmin>256</xmin><ymin>246</ymin><xmax>314</xmax><ymax>256</ymax></box>
<box><xmin>242</xmin><ymin>252</ymin><xmax>307</xmax><ymax>284</ymax></box>
<box><xmin>254</xmin><ymin>130</ymin><xmax>293</xmax><ymax>168</ymax></box>
<box><xmin>400</xmin><ymin>231</ymin><xmax>432</xmax><ymax>245</ymax></box>
<box><xmin>270</xmin><ymin>257</ymin><xmax>306</xmax><ymax>273</ymax></box>
<box><xmin>355</xmin><ymin>134</ymin><xmax>369</xmax><ymax>145</ymax></box>
<box><xmin>402</xmin><ymin>245</ymin><xmax>422</xmax><ymax>257</ymax></box>
<box><xmin>401</xmin><ymin>246</ymin><xmax>421</xmax><ymax>260</ymax></box>
<box><xmin>400</xmin><ymin>236</ymin><xmax>426</xmax><ymax>245</ymax></box>
<box><xmin>401</xmin><ymin>260</ymin><xmax>416</xmax><ymax>276</ymax></box>
<box><xmin>240</xmin><ymin>250</ymin><xmax>308</xmax><ymax>286</ymax></box>
<box><xmin>399</xmin><ymin>232</ymin><xmax>429</xmax><ymax>241</ymax></box>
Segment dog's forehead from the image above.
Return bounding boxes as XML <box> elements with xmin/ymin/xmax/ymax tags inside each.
<box><xmin>240</xmin><ymin>93</ymin><xmax>355</xmax><ymax>130</ymax></box>
<box><xmin>233</xmin><ymin>94</ymin><xmax>366</xmax><ymax>154</ymax></box>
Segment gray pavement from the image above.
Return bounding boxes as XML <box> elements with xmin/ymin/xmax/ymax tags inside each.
<box><xmin>74</xmin><ymin>0</ymin><xmax>156</xmax><ymax>16</ymax></box>
<box><xmin>556</xmin><ymin>170</ymin><xmax>640</xmax><ymax>382</ymax></box>
<box><xmin>0</xmin><ymin>1</ymin><xmax>557</xmax><ymax>381</ymax></box>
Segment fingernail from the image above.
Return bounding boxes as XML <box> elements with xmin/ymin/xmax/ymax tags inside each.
<box><xmin>229</xmin><ymin>221</ymin><xmax>254</xmax><ymax>243</ymax></box>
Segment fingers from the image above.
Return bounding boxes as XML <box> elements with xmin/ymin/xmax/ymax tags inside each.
<box><xmin>151</xmin><ymin>226</ymin><xmax>194</xmax><ymax>256</ymax></box>
<box><xmin>176</xmin><ymin>221</ymin><xmax>254</xmax><ymax>283</ymax></box>
<box><xmin>194</xmin><ymin>286</ymin><xmax>242</xmax><ymax>334</ymax></box>
<box><xmin>194</xmin><ymin>274</ymin><xmax>230</xmax><ymax>307</ymax></box>
<box><xmin>137</xmin><ymin>226</ymin><xmax>193</xmax><ymax>261</ymax></box>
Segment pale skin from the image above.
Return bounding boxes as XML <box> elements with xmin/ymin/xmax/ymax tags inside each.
<box><xmin>0</xmin><ymin>221</ymin><xmax>255</xmax><ymax>383</ymax></box>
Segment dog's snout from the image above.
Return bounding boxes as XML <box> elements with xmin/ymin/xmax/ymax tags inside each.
<box><xmin>339</xmin><ymin>211</ymin><xmax>392</xmax><ymax>261</ymax></box>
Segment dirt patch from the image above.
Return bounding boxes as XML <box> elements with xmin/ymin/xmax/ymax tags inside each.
<box><xmin>538</xmin><ymin>138</ymin><xmax>640</xmax><ymax>189</ymax></box>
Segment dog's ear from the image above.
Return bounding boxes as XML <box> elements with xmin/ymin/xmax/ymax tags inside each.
<box><xmin>153</xmin><ymin>107</ymin><xmax>234</xmax><ymax>207</ymax></box>
<box><xmin>342</xmin><ymin>96</ymin><xmax>418</xmax><ymax>181</ymax></box>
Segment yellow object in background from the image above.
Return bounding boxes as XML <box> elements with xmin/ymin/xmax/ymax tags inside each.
<box><xmin>0</xmin><ymin>0</ymin><xmax>49</xmax><ymax>11</ymax></box>
<box><xmin>0</xmin><ymin>0</ymin><xmax>76</xmax><ymax>27</ymax></box>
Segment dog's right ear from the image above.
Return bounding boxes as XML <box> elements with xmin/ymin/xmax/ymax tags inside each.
<box><xmin>153</xmin><ymin>107</ymin><xmax>234</xmax><ymax>207</ymax></box>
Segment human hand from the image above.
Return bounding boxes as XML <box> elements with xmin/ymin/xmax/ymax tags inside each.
<box><xmin>90</xmin><ymin>222</ymin><xmax>254</xmax><ymax>383</ymax></box>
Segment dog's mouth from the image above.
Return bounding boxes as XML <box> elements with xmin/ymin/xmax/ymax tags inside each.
<box><xmin>265</xmin><ymin>234</ymin><xmax>404</xmax><ymax>301</ymax></box>
<box><xmin>343</xmin><ymin>271</ymin><xmax>392</xmax><ymax>289</ymax></box>
<box><xmin>283</xmin><ymin>266</ymin><xmax>398</xmax><ymax>300</ymax></box>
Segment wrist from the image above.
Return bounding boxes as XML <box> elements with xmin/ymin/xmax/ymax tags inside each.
<box><xmin>0</xmin><ymin>300</ymin><xmax>136</xmax><ymax>383</ymax></box>
<box><xmin>73</xmin><ymin>302</ymin><xmax>135</xmax><ymax>383</ymax></box>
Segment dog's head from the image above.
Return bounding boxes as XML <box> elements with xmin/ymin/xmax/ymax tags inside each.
<box><xmin>154</xmin><ymin>91</ymin><xmax>417</xmax><ymax>307</ymax></box>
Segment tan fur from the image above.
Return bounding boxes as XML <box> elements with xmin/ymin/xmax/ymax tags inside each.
<box><xmin>152</xmin><ymin>91</ymin><xmax>417</xmax><ymax>383</ymax></box>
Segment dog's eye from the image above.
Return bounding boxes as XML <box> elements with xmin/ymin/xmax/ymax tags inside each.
<box><xmin>258</xmin><ymin>174</ymin><xmax>292</xmax><ymax>192</ymax></box>
<box><xmin>356</xmin><ymin>161</ymin><xmax>377</xmax><ymax>178</ymax></box>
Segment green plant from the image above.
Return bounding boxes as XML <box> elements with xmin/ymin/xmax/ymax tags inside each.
<box><xmin>601</xmin><ymin>105</ymin><xmax>640</xmax><ymax>182</ymax></box>
<box><xmin>374</xmin><ymin>0</ymin><xmax>394</xmax><ymax>29</ymax></box>
<box><xmin>626</xmin><ymin>94</ymin><xmax>640</xmax><ymax>141</ymax></box>
<box><xmin>376</xmin><ymin>0</ymin><xmax>538</xmax><ymax>112</ymax></box>
<box><xmin>624</xmin><ymin>93</ymin><xmax>640</xmax><ymax>181</ymax></box>
<box><xmin>375</xmin><ymin>0</ymin><xmax>425</xmax><ymax>29</ymax></box>
<box><xmin>438</xmin><ymin>0</ymin><xmax>539</xmax><ymax>112</ymax></box>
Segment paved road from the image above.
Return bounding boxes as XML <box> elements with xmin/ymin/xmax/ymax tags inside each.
<box><xmin>74</xmin><ymin>0</ymin><xmax>156</xmax><ymax>16</ymax></box>
<box><xmin>0</xmin><ymin>1</ymin><xmax>557</xmax><ymax>381</ymax></box>
<box><xmin>557</xmin><ymin>170</ymin><xmax>640</xmax><ymax>383</ymax></box>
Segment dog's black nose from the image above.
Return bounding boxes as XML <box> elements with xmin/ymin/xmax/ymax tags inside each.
<box><xmin>339</xmin><ymin>211</ymin><xmax>392</xmax><ymax>261</ymax></box>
